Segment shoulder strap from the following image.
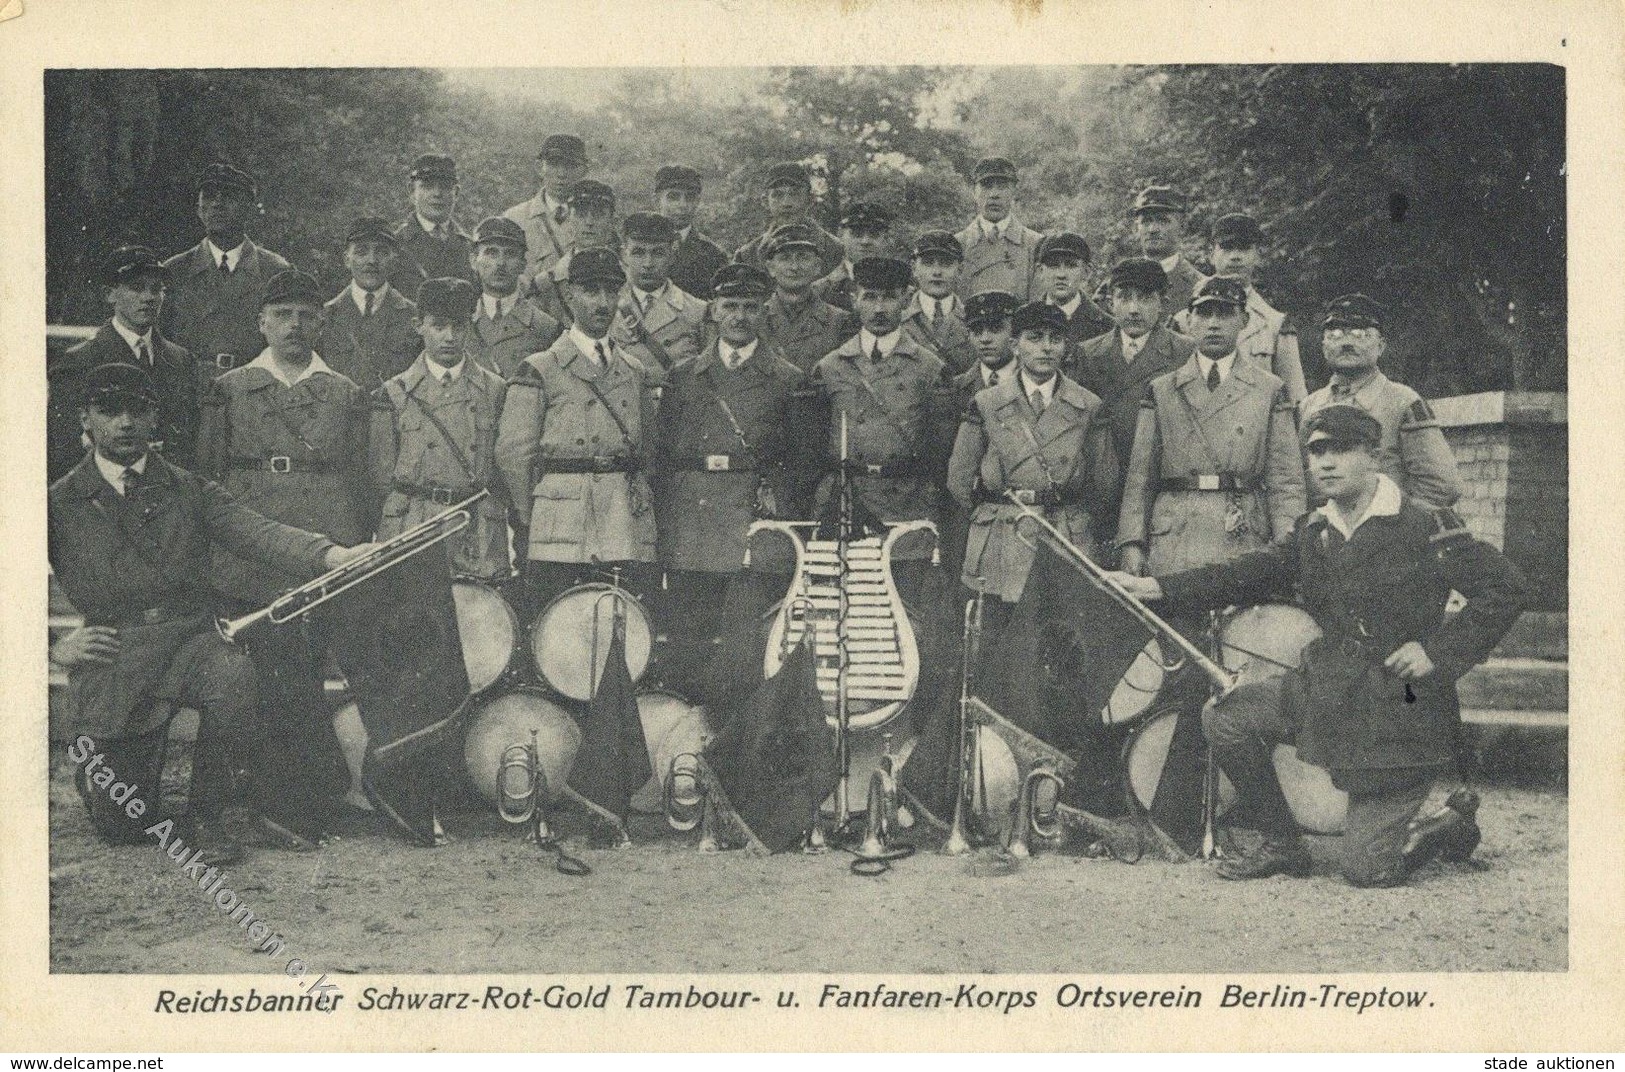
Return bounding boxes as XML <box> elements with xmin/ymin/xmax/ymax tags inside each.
<box><xmin>401</xmin><ymin>376</ymin><xmax>479</xmax><ymax>481</ymax></box>
<box><xmin>580</xmin><ymin>371</ymin><xmax>637</xmax><ymax>451</ymax></box>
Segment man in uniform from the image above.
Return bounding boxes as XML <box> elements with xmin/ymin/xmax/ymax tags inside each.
<box><xmin>495</xmin><ymin>248</ymin><xmax>662</xmax><ymax>616</ymax></box>
<box><xmin>49</xmin><ymin>363</ymin><xmax>373</xmax><ymax>861</ymax></box>
<box><xmin>50</xmin><ymin>246</ymin><xmax>199</xmax><ymax>482</ymax></box>
<box><xmin>759</xmin><ymin>223</ymin><xmax>859</xmax><ymax>374</ymax></box>
<box><xmin>1113</xmin><ymin>406</ymin><xmax>1528</xmax><ymax>885</ymax></box>
<box><xmin>529</xmin><ymin>179</ymin><xmax>621</xmax><ymax>329</ymax></box>
<box><xmin>502</xmin><ymin>133</ymin><xmax>589</xmax><ymax>288</ymax></box>
<box><xmin>1130</xmin><ymin>185</ymin><xmax>1204</xmax><ymax>320</ymax></box>
<box><xmin>465</xmin><ymin>215</ymin><xmax>564</xmax><ymax>380</ymax></box>
<box><xmin>732</xmin><ymin>162</ymin><xmax>843</xmax><ymax>276</ymax></box>
<box><xmin>391</xmin><ymin>154</ymin><xmax>477</xmax><ymax>294</ymax></box>
<box><xmin>318</xmin><ymin>216</ymin><xmax>421</xmax><ymax>393</ymax></box>
<box><xmin>370</xmin><ymin>277</ymin><xmax>511</xmax><ymax>582</ymax></box>
<box><xmin>656</xmin><ymin>165</ymin><xmax>730</xmax><ymax>301</ymax></box>
<box><xmin>611</xmin><ymin>212</ymin><xmax>708</xmax><ymax>373</ymax></box>
<box><xmin>901</xmin><ymin>230</ymin><xmax>975</xmax><ymax>376</ymax></box>
<box><xmin>1301</xmin><ymin>294</ymin><xmax>1463</xmax><ymax>509</ymax></box>
<box><xmin>813</xmin><ymin>202</ymin><xmax>893</xmax><ymax>312</ymax></box>
<box><xmin>1173</xmin><ymin>213</ymin><xmax>1307</xmax><ymax>403</ymax></box>
<box><xmin>954</xmin><ymin>157</ymin><xmax>1045</xmax><ymax>301</ymax></box>
<box><xmin>160</xmin><ymin>163</ymin><xmax>291</xmax><ymax>377</ymax></box>
<box><xmin>811</xmin><ymin>256</ymin><xmax>955</xmax><ymax>605</ymax></box>
<box><xmin>1036</xmin><ymin>231</ymin><xmax>1115</xmax><ymax>352</ymax></box>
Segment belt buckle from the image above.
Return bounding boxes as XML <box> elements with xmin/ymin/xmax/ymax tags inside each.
<box><xmin>592</xmin><ymin>455</ymin><xmax>613</xmax><ymax>472</ymax></box>
<box><xmin>1197</xmin><ymin>474</ymin><xmax>1221</xmax><ymax>491</ymax></box>
<box><xmin>705</xmin><ymin>454</ymin><xmax>730</xmax><ymax>472</ymax></box>
<box><xmin>215</xmin><ymin>353</ymin><xmax>236</xmax><ymax>370</ymax></box>
<box><xmin>1013</xmin><ymin>489</ymin><xmax>1037</xmax><ymax>505</ymax></box>
<box><xmin>864</xmin><ymin>463</ymin><xmax>884</xmax><ymax>476</ymax></box>
<box><xmin>269</xmin><ymin>456</ymin><xmax>292</xmax><ymax>474</ymax></box>
<box><xmin>141</xmin><ymin>607</ymin><xmax>164</xmax><ymax>625</ymax></box>
<box><xmin>431</xmin><ymin>486</ymin><xmax>455</xmax><ymax>506</ymax></box>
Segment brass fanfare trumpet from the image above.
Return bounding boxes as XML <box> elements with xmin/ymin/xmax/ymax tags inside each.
<box><xmin>497</xmin><ymin>729</ymin><xmax>591</xmax><ymax>876</ymax></box>
<box><xmin>943</xmin><ymin>583</ymin><xmax>993</xmax><ymax>855</ymax></box>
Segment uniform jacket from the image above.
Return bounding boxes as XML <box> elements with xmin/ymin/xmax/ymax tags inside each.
<box><xmin>49</xmin><ymin>323</ymin><xmax>200</xmax><ymax>482</ymax></box>
<box><xmin>901</xmin><ymin>293</ymin><xmax>976</xmax><ymax>375</ymax></box>
<box><xmin>732</xmin><ymin>219</ymin><xmax>845</xmax><ymax>277</ymax></box>
<box><xmin>370</xmin><ymin>355</ymin><xmax>511</xmax><ymax>580</ymax></box>
<box><xmin>1052</xmin><ymin>295</ymin><xmax>1118</xmax><ymax>354</ymax></box>
<box><xmin>1174</xmin><ymin>281</ymin><xmax>1307</xmax><ymax>402</ymax></box>
<box><xmin>494</xmin><ymin>335</ymin><xmax>660</xmax><ymax>565</ymax></box>
<box><xmin>1159</xmin><ymin>485</ymin><xmax>1528</xmax><ymax>778</ymax></box>
<box><xmin>760</xmin><ymin>292</ymin><xmax>858</xmax><ymax>374</ymax></box>
<box><xmin>811</xmin><ymin>262</ymin><xmax>857</xmax><ymax>312</ymax></box>
<box><xmin>501</xmin><ymin>191</ymin><xmax>572</xmax><ymax>288</ymax></box>
<box><xmin>654</xmin><ymin>341</ymin><xmax>810</xmax><ymax>574</ymax></box>
<box><xmin>953</xmin><ymin>218</ymin><xmax>1044</xmax><ymax>301</ymax></box>
<box><xmin>48</xmin><ymin>452</ymin><xmax>333</xmax><ymax>737</ymax></box>
<box><xmin>947</xmin><ymin>374</ymin><xmax>1118</xmax><ymax>602</ymax></box>
<box><xmin>668</xmin><ymin>227</ymin><xmax>731</xmax><ymax>301</ymax></box>
<box><xmin>1160</xmin><ymin>255</ymin><xmax>1205</xmax><ymax>323</ymax></box>
<box><xmin>196</xmin><ymin>356</ymin><xmax>374</xmax><ymax>601</ymax></box>
<box><xmin>1116</xmin><ymin>354</ymin><xmax>1306</xmax><ymax>574</ymax></box>
<box><xmin>938</xmin><ymin>362</ymin><xmax>1014</xmax><ymax>580</ymax></box>
<box><xmin>810</xmin><ymin>332</ymin><xmax>955</xmax><ymax>561</ymax></box>
<box><xmin>467</xmin><ymin>294</ymin><xmax>563</xmax><ymax>381</ymax></box>
<box><xmin>159</xmin><ymin>238</ymin><xmax>291</xmax><ymax>374</ymax></box>
<box><xmin>528</xmin><ymin>248</ymin><xmax>579</xmax><ymax>329</ymax></box>
<box><xmin>390</xmin><ymin>214</ymin><xmax>477</xmax><ymax>296</ymax></box>
<box><xmin>611</xmin><ymin>281</ymin><xmax>708</xmax><ymax>373</ymax></box>
<box><xmin>318</xmin><ymin>284</ymin><xmax>421</xmax><ymax>394</ymax></box>
<box><xmin>1302</xmin><ymin>370</ymin><xmax>1463</xmax><ymax>509</ymax></box>
<box><xmin>1071</xmin><ymin>325</ymin><xmax>1196</xmax><ymax>476</ymax></box>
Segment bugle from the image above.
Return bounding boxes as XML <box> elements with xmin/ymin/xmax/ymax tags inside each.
<box><xmin>943</xmin><ymin>584</ymin><xmax>992</xmax><ymax>855</ymax></box>
<box><xmin>217</xmin><ymin>489</ymin><xmax>487</xmax><ymax>643</ymax></box>
<box><xmin>849</xmin><ymin>735</ymin><xmax>915</xmax><ymax>875</ymax></box>
<box><xmin>496</xmin><ymin>728</ymin><xmax>590</xmax><ymax>876</ymax></box>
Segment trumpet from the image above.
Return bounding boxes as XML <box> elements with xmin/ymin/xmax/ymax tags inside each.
<box><xmin>496</xmin><ymin>729</ymin><xmax>590</xmax><ymax>876</ymax></box>
<box><xmin>216</xmin><ymin>489</ymin><xmax>487</xmax><ymax>644</ymax></box>
<box><xmin>1004</xmin><ymin>767</ymin><xmax>1065</xmax><ymax>859</ymax></box>
<box><xmin>943</xmin><ymin>584</ymin><xmax>992</xmax><ymax>855</ymax></box>
<box><xmin>849</xmin><ymin>734</ymin><xmax>916</xmax><ymax>875</ymax></box>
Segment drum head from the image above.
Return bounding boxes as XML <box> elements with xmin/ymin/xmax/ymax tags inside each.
<box><xmin>1217</xmin><ymin>603</ymin><xmax>1322</xmax><ymax>687</ymax></box>
<box><xmin>531</xmin><ymin>585</ymin><xmax>653</xmax><ymax>702</ymax></box>
<box><xmin>453</xmin><ymin>581</ymin><xmax>519</xmax><ymax>694</ymax></box>
<box><xmin>1102</xmin><ymin>636</ymin><xmax>1168</xmax><ymax>726</ymax></box>
<box><xmin>629</xmin><ymin>691</ymin><xmax>710</xmax><ymax>814</ymax></box>
<box><xmin>1124</xmin><ymin>708</ymin><xmax>1237</xmax><ymax>819</ymax></box>
<box><xmin>463</xmin><ymin>691</ymin><xmax>582</xmax><ymax>807</ymax></box>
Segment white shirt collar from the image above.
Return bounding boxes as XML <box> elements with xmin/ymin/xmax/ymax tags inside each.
<box><xmin>977</xmin><ymin>216</ymin><xmax>1007</xmax><ymax>240</ymax></box>
<box><xmin>1120</xmin><ymin>329</ymin><xmax>1149</xmax><ymax>362</ymax></box>
<box><xmin>981</xmin><ymin>362</ymin><xmax>1008</xmax><ymax>386</ymax></box>
<box><xmin>1048</xmin><ymin>292</ymin><xmax>1082</xmax><ymax>318</ymax></box>
<box><xmin>919</xmin><ymin>293</ymin><xmax>954</xmax><ymax>320</ymax></box>
<box><xmin>720</xmin><ymin>339</ymin><xmax>759</xmax><ymax>370</ymax></box>
<box><xmin>1196</xmin><ymin>350</ymin><xmax>1237</xmax><ymax>386</ymax></box>
<box><xmin>569</xmin><ymin>325</ymin><xmax>612</xmax><ymax>365</ymax></box>
<box><xmin>426</xmin><ymin>355</ymin><xmax>466</xmax><ymax>383</ymax></box>
<box><xmin>206</xmin><ymin>238</ymin><xmax>247</xmax><ymax>272</ymax></box>
<box><xmin>416</xmin><ymin>213</ymin><xmax>448</xmax><ymax>236</ymax></box>
<box><xmin>95</xmin><ymin>451</ymin><xmax>148</xmax><ymax>495</ymax></box>
<box><xmin>858</xmin><ymin>327</ymin><xmax>903</xmax><ymax>358</ymax></box>
<box><xmin>1321</xmin><ymin>474</ymin><xmax>1404</xmax><ymax>539</ymax></box>
<box><xmin>676</xmin><ymin>225</ymin><xmax>693</xmax><ymax>243</ymax></box>
<box><xmin>481</xmin><ymin>291</ymin><xmax>519</xmax><ymax>321</ymax></box>
<box><xmin>1159</xmin><ymin>253</ymin><xmax>1181</xmax><ymax>274</ymax></box>
<box><xmin>110</xmin><ymin>317</ymin><xmax>155</xmax><ymax>359</ymax></box>
<box><xmin>630</xmin><ymin>282</ymin><xmax>665</xmax><ymax>310</ymax></box>
<box><xmin>1019</xmin><ymin>371</ymin><xmax>1057</xmax><ymax>406</ymax></box>
<box><xmin>349</xmin><ymin>281</ymin><xmax>390</xmax><ymax>315</ymax></box>
<box><xmin>246</xmin><ymin>347</ymin><xmax>336</xmax><ymax>387</ymax></box>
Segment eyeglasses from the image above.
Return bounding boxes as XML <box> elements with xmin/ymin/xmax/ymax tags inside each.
<box><xmin>1324</xmin><ymin>326</ymin><xmax>1380</xmax><ymax>340</ymax></box>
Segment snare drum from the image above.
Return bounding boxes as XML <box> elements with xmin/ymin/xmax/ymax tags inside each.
<box><xmin>628</xmin><ymin>690</ymin><xmax>710</xmax><ymax>814</ymax></box>
<box><xmin>530</xmin><ymin>583</ymin><xmax>653</xmax><ymax>702</ymax></box>
<box><xmin>463</xmin><ymin>690</ymin><xmax>582</xmax><ymax>808</ymax></box>
<box><xmin>453</xmin><ymin>579</ymin><xmax>520</xmax><ymax>694</ymax></box>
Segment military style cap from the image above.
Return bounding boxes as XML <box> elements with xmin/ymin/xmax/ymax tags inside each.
<box><xmin>1036</xmin><ymin>231</ymin><xmax>1091</xmax><ymax>264</ymax></box>
<box><xmin>83</xmin><ymin>362</ymin><xmax>160</xmax><ymax>409</ymax></box>
<box><xmin>344</xmin><ymin>215</ymin><xmax>397</xmax><ymax>247</ymax></box>
<box><xmin>851</xmin><ymin>256</ymin><xmax>913</xmax><ymax>292</ymax></box>
<box><xmin>416</xmin><ymin>276</ymin><xmax>479</xmax><ymax>321</ymax></box>
<box><xmin>1212</xmin><ymin>212</ymin><xmax>1265</xmax><ymax>247</ymax></box>
<box><xmin>972</xmin><ymin>157</ymin><xmax>1019</xmax><ymax>184</ymax></box>
<box><xmin>654</xmin><ymin>164</ymin><xmax>703</xmax><ymax>194</ymax></box>
<box><xmin>963</xmin><ymin>290</ymin><xmax>1021</xmax><ymax>326</ymax></box>
<box><xmin>912</xmin><ymin>230</ymin><xmax>964</xmax><ymax>262</ymax></box>
<box><xmin>260</xmin><ymin>269</ymin><xmax>324</xmax><ymax>308</ymax></box>
<box><xmin>621</xmin><ymin>212</ymin><xmax>679</xmax><ymax>244</ymax></box>
<box><xmin>711</xmin><ymin>263</ymin><xmax>774</xmax><ymax>299</ymax></box>
<box><xmin>101</xmin><ymin>245</ymin><xmax>166</xmax><ymax>286</ymax></box>
<box><xmin>1011</xmin><ymin>301</ymin><xmax>1068</xmax><ymax>334</ymax></box>
<box><xmin>1109</xmin><ymin>257</ymin><xmax>1168</xmax><ymax>294</ymax></box>
<box><xmin>567</xmin><ymin>247</ymin><xmax>626</xmax><ymax>287</ymax></box>
<box><xmin>763</xmin><ymin>223</ymin><xmax>821</xmax><ymax>258</ymax></box>
<box><xmin>1302</xmin><ymin>404</ymin><xmax>1382</xmax><ymax>450</ymax></box>
<box><xmin>410</xmin><ymin>153</ymin><xmax>458</xmax><ymax>183</ymax></box>
<box><xmin>566</xmin><ymin>179</ymin><xmax>616</xmax><ymax>209</ymax></box>
<box><xmin>198</xmin><ymin>162</ymin><xmax>256</xmax><ymax>199</ymax></box>
<box><xmin>1323</xmin><ymin>293</ymin><xmax>1385</xmax><ymax>330</ymax></box>
<box><xmin>839</xmin><ymin>202</ymin><xmax>892</xmax><ymax>232</ymax></box>
<box><xmin>540</xmin><ymin>134</ymin><xmax>587</xmax><ymax>165</ymax></box>
<box><xmin>1189</xmin><ymin>276</ymin><xmax>1248</xmax><ymax>311</ymax></box>
<box><xmin>1130</xmin><ymin>185</ymin><xmax>1188</xmax><ymax>216</ymax></box>
<box><xmin>765</xmin><ymin>162</ymin><xmax>811</xmax><ymax>191</ymax></box>
<box><xmin>473</xmin><ymin>215</ymin><xmax>527</xmax><ymax>250</ymax></box>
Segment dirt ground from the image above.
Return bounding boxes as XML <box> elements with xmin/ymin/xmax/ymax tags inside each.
<box><xmin>47</xmin><ymin>736</ymin><xmax>1567</xmax><ymax>976</ymax></box>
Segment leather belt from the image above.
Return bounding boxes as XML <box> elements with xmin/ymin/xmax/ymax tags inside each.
<box><xmin>839</xmin><ymin>458</ymin><xmax>924</xmax><ymax>478</ymax></box>
<box><xmin>975</xmin><ymin>486</ymin><xmax>1074</xmax><ymax>508</ymax></box>
<box><xmin>668</xmin><ymin>453</ymin><xmax>757</xmax><ymax>473</ymax></box>
<box><xmin>229</xmin><ymin>455</ymin><xmax>336</xmax><ymax>474</ymax></box>
<box><xmin>1158</xmin><ymin>474</ymin><xmax>1259</xmax><ymax>492</ymax></box>
<box><xmin>393</xmin><ymin>480</ymin><xmax>486</xmax><ymax>506</ymax></box>
<box><xmin>541</xmin><ymin>455</ymin><xmax>642</xmax><ymax>474</ymax></box>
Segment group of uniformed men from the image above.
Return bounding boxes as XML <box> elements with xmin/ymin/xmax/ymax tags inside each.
<box><xmin>48</xmin><ymin>135</ymin><xmax>1528</xmax><ymax>886</ymax></box>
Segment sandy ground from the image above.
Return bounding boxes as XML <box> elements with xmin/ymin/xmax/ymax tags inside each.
<box><xmin>48</xmin><ymin>730</ymin><xmax>1566</xmax><ymax>976</ymax></box>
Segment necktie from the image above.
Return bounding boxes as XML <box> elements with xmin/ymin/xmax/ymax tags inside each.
<box><xmin>219</xmin><ymin>253</ymin><xmax>230</xmax><ymax>275</ymax></box>
<box><xmin>120</xmin><ymin>467</ymin><xmax>141</xmax><ymax>497</ymax></box>
<box><xmin>363</xmin><ymin>291</ymin><xmax>374</xmax><ymax>318</ymax></box>
<box><xmin>133</xmin><ymin>338</ymin><xmax>150</xmax><ymax>367</ymax></box>
<box><xmin>553</xmin><ymin>204</ymin><xmax>568</xmax><ymax>225</ymax></box>
<box><xmin>870</xmin><ymin>342</ymin><xmax>883</xmax><ymax>365</ymax></box>
<box><xmin>1207</xmin><ymin>361</ymin><xmax>1222</xmax><ymax>392</ymax></box>
<box><xmin>1030</xmin><ymin>388</ymin><xmax>1046</xmax><ymax>415</ymax></box>
<box><xmin>987</xmin><ymin>369</ymin><xmax>1000</xmax><ymax>388</ymax></box>
<box><xmin>930</xmin><ymin>301</ymin><xmax>945</xmax><ymax>335</ymax></box>
<box><xmin>595</xmin><ymin>341</ymin><xmax>609</xmax><ymax>368</ymax></box>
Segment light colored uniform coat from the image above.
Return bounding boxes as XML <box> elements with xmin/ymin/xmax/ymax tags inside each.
<box><xmin>1301</xmin><ymin>369</ymin><xmax>1463</xmax><ymax>509</ymax></box>
<box><xmin>501</xmin><ymin>191</ymin><xmax>572</xmax><ymax>289</ymax></box>
<box><xmin>953</xmin><ymin>218</ymin><xmax>1044</xmax><ymax>301</ymax></box>
<box><xmin>1174</xmin><ymin>282</ymin><xmax>1307</xmax><ymax>403</ymax></box>
<box><xmin>318</xmin><ymin>285</ymin><xmax>420</xmax><ymax>394</ymax></box>
<box><xmin>611</xmin><ymin>281</ymin><xmax>707</xmax><ymax>373</ymax></box>
<box><xmin>160</xmin><ymin>238</ymin><xmax>291</xmax><ymax>374</ymax></box>
<box><xmin>901</xmin><ymin>293</ymin><xmax>976</xmax><ymax>375</ymax></box>
<box><xmin>466</xmin><ymin>294</ymin><xmax>564</xmax><ymax>381</ymax></box>
<box><xmin>760</xmin><ymin>292</ymin><xmax>857</xmax><ymax>374</ymax></box>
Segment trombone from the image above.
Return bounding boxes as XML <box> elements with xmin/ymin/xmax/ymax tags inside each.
<box><xmin>217</xmin><ymin>489</ymin><xmax>488</xmax><ymax>644</ymax></box>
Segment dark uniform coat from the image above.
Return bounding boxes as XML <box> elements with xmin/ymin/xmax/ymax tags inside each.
<box><xmin>1072</xmin><ymin>324</ymin><xmax>1196</xmax><ymax>477</ymax></box>
<box><xmin>953</xmin><ymin>218</ymin><xmax>1044</xmax><ymax>301</ymax></box>
<box><xmin>760</xmin><ymin>293</ymin><xmax>857</xmax><ymax>375</ymax></box>
<box><xmin>49</xmin><ymin>323</ymin><xmax>200</xmax><ymax>482</ymax></box>
<box><xmin>1116</xmin><ymin>355</ymin><xmax>1306</xmax><ymax>575</ymax></box>
<box><xmin>369</xmin><ymin>356</ymin><xmax>511</xmax><ymax>580</ymax></box>
<box><xmin>947</xmin><ymin>374</ymin><xmax>1118</xmax><ymax>602</ymax></box>
<box><xmin>811</xmin><ymin>262</ymin><xmax>857</xmax><ymax>312</ymax></box>
<box><xmin>494</xmin><ymin>335</ymin><xmax>661</xmax><ymax>565</ymax></box>
<box><xmin>1302</xmin><ymin>370</ymin><xmax>1463</xmax><ymax>509</ymax></box>
<box><xmin>654</xmin><ymin>341</ymin><xmax>809</xmax><ymax>573</ymax></box>
<box><xmin>466</xmin><ymin>294</ymin><xmax>563</xmax><ymax>381</ymax></box>
<box><xmin>1052</xmin><ymin>295</ymin><xmax>1117</xmax><ymax>357</ymax></box>
<box><xmin>159</xmin><ymin>238</ymin><xmax>291</xmax><ymax>374</ymax></box>
<box><xmin>48</xmin><ymin>452</ymin><xmax>333</xmax><ymax>738</ymax></box>
<box><xmin>1159</xmin><ymin>485</ymin><xmax>1528</xmax><ymax>779</ymax></box>
<box><xmin>317</xmin><ymin>284</ymin><xmax>421</xmax><ymax>394</ymax></box>
<box><xmin>1160</xmin><ymin>254</ymin><xmax>1206</xmax><ymax>324</ymax></box>
<box><xmin>668</xmin><ymin>227</ymin><xmax>731</xmax><ymax>301</ymax></box>
<box><xmin>732</xmin><ymin>219</ymin><xmax>844</xmax><ymax>277</ymax></box>
<box><xmin>901</xmin><ymin>293</ymin><xmax>976</xmax><ymax>376</ymax></box>
<box><xmin>611</xmin><ymin>282</ymin><xmax>708</xmax><ymax>373</ymax></box>
<box><xmin>390</xmin><ymin>214</ymin><xmax>477</xmax><ymax>295</ymax></box>
<box><xmin>1175</xmin><ymin>282</ymin><xmax>1307</xmax><ymax>403</ymax></box>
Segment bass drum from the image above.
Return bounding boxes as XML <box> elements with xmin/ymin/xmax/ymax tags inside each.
<box><xmin>628</xmin><ymin>690</ymin><xmax>710</xmax><ymax>814</ymax></box>
<box><xmin>453</xmin><ymin>579</ymin><xmax>520</xmax><ymax>695</ymax></box>
<box><xmin>530</xmin><ymin>583</ymin><xmax>653</xmax><ymax>702</ymax></box>
<box><xmin>463</xmin><ymin>690</ymin><xmax>582</xmax><ymax>808</ymax></box>
<box><xmin>1102</xmin><ymin>636</ymin><xmax>1172</xmax><ymax>726</ymax></box>
<box><xmin>1124</xmin><ymin>707</ymin><xmax>1238</xmax><ymax>822</ymax></box>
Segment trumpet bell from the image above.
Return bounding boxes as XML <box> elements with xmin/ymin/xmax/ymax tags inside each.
<box><xmin>464</xmin><ymin>691</ymin><xmax>581</xmax><ymax>809</ymax></box>
<box><xmin>629</xmin><ymin>691</ymin><xmax>709</xmax><ymax>815</ymax></box>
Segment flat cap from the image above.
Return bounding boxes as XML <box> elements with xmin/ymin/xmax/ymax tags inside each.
<box><xmin>765</xmin><ymin>162</ymin><xmax>811</xmax><ymax>191</ymax></box>
<box><xmin>1302</xmin><ymin>404</ymin><xmax>1382</xmax><ymax>450</ymax></box>
<box><xmin>1323</xmin><ymin>293</ymin><xmax>1385</xmax><ymax>330</ymax></box>
<box><xmin>540</xmin><ymin>134</ymin><xmax>587</xmax><ymax>165</ymax></box>
<box><xmin>654</xmin><ymin>165</ymin><xmax>703</xmax><ymax>194</ymax></box>
<box><xmin>912</xmin><ymin>230</ymin><xmax>964</xmax><ymax>262</ymax></box>
<box><xmin>839</xmin><ymin>202</ymin><xmax>892</xmax><ymax>231</ymax></box>
<box><xmin>972</xmin><ymin>157</ymin><xmax>1019</xmax><ymax>184</ymax></box>
<box><xmin>1212</xmin><ymin>212</ymin><xmax>1265</xmax><ymax>247</ymax></box>
<box><xmin>198</xmin><ymin>162</ymin><xmax>256</xmax><ymax>199</ymax></box>
<box><xmin>83</xmin><ymin>362</ymin><xmax>159</xmax><ymax>409</ymax></box>
<box><xmin>963</xmin><ymin>290</ymin><xmax>1021</xmax><ymax>326</ymax></box>
<box><xmin>621</xmin><ymin>212</ymin><xmax>678</xmax><ymax>244</ymax></box>
<box><xmin>851</xmin><ymin>256</ymin><xmax>913</xmax><ymax>292</ymax></box>
<box><xmin>566</xmin><ymin>179</ymin><xmax>616</xmax><ymax>209</ymax></box>
<box><xmin>1109</xmin><ymin>257</ymin><xmax>1168</xmax><ymax>294</ymax></box>
<box><xmin>101</xmin><ymin>245</ymin><xmax>166</xmax><ymax>286</ymax></box>
<box><xmin>1037</xmin><ymin>231</ymin><xmax>1091</xmax><ymax>264</ymax></box>
<box><xmin>1189</xmin><ymin>275</ymin><xmax>1248</xmax><ymax>311</ymax></box>
<box><xmin>260</xmin><ymin>269</ymin><xmax>324</xmax><ymax>308</ymax></box>
<box><xmin>473</xmin><ymin>215</ymin><xmax>527</xmax><ymax>249</ymax></box>
<box><xmin>416</xmin><ymin>276</ymin><xmax>479</xmax><ymax>321</ymax></box>
<box><xmin>566</xmin><ymin>246</ymin><xmax>626</xmax><ymax>287</ymax></box>
<box><xmin>1130</xmin><ymin>185</ymin><xmax>1188</xmax><ymax>216</ymax></box>
<box><xmin>344</xmin><ymin>215</ymin><xmax>397</xmax><ymax>247</ymax></box>
<box><xmin>1011</xmin><ymin>301</ymin><xmax>1068</xmax><ymax>334</ymax></box>
<box><xmin>762</xmin><ymin>223</ymin><xmax>821</xmax><ymax>258</ymax></box>
<box><xmin>711</xmin><ymin>263</ymin><xmax>774</xmax><ymax>299</ymax></box>
<box><xmin>410</xmin><ymin>153</ymin><xmax>458</xmax><ymax>183</ymax></box>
